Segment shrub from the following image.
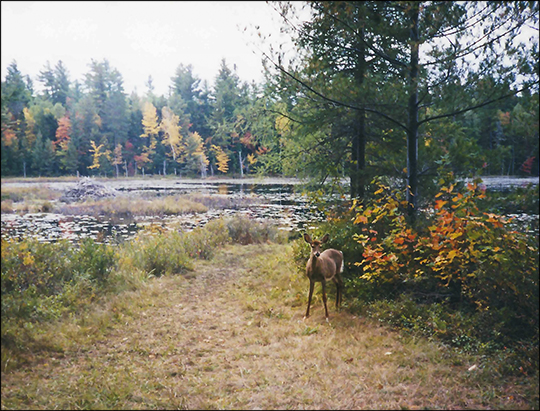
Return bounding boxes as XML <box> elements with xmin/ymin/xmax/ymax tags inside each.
<box><xmin>1</xmin><ymin>237</ymin><xmax>118</xmax><ymax>361</ymax></box>
<box><xmin>72</xmin><ymin>238</ymin><xmax>117</xmax><ymax>284</ymax></box>
<box><xmin>225</xmin><ymin>216</ymin><xmax>288</xmax><ymax>245</ymax></box>
<box><xmin>119</xmin><ymin>229</ymin><xmax>194</xmax><ymax>278</ymax></box>
<box><xmin>117</xmin><ymin>216</ymin><xmax>286</xmax><ymax>277</ymax></box>
<box><xmin>346</xmin><ymin>178</ymin><xmax>539</xmax><ymax>369</ymax></box>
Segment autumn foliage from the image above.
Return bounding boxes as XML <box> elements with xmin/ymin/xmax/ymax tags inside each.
<box><xmin>348</xmin><ymin>179</ymin><xmax>538</xmax><ymax>351</ymax></box>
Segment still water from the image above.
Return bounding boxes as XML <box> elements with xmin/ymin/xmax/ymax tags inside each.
<box><xmin>1</xmin><ymin>180</ymin><xmax>324</xmax><ymax>244</ymax></box>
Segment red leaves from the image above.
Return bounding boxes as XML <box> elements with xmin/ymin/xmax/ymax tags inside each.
<box><xmin>519</xmin><ymin>156</ymin><xmax>535</xmax><ymax>174</ymax></box>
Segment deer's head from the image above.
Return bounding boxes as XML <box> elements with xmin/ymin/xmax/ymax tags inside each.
<box><xmin>304</xmin><ymin>233</ymin><xmax>329</xmax><ymax>258</ymax></box>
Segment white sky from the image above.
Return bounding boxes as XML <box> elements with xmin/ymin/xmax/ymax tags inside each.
<box><xmin>1</xmin><ymin>1</ymin><xmax>293</xmax><ymax>96</ymax></box>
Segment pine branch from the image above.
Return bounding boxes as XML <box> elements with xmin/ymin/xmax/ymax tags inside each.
<box><xmin>262</xmin><ymin>51</ymin><xmax>409</xmax><ymax>133</ymax></box>
<box><xmin>418</xmin><ymin>81</ymin><xmax>540</xmax><ymax>126</ymax></box>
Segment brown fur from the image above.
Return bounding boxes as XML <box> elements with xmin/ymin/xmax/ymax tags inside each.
<box><xmin>303</xmin><ymin>233</ymin><xmax>344</xmax><ymax>319</ymax></box>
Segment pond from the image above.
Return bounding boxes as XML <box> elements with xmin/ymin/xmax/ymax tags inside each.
<box><xmin>1</xmin><ymin>178</ymin><xmax>324</xmax><ymax>244</ymax></box>
<box><xmin>1</xmin><ymin>176</ymin><xmax>538</xmax><ymax>244</ymax></box>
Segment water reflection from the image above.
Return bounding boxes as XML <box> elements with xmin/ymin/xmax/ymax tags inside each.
<box><xmin>1</xmin><ymin>213</ymin><xmax>140</xmax><ymax>245</ymax></box>
<box><xmin>218</xmin><ymin>184</ymin><xmax>228</xmax><ymax>195</ymax></box>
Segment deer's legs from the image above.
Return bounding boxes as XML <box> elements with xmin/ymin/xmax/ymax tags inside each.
<box><xmin>305</xmin><ymin>280</ymin><xmax>314</xmax><ymax>318</ymax></box>
<box><xmin>334</xmin><ymin>275</ymin><xmax>344</xmax><ymax>308</ymax></box>
<box><xmin>321</xmin><ymin>280</ymin><xmax>329</xmax><ymax>318</ymax></box>
<box><xmin>336</xmin><ymin>276</ymin><xmax>344</xmax><ymax>308</ymax></box>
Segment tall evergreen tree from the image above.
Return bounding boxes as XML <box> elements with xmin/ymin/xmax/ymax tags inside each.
<box><xmin>269</xmin><ymin>1</ymin><xmax>539</xmax><ymax>218</ymax></box>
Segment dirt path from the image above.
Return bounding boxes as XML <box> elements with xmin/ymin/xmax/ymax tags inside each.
<box><xmin>1</xmin><ymin>244</ymin><xmax>534</xmax><ymax>409</ymax></box>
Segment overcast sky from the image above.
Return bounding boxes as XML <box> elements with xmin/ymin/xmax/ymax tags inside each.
<box><xmin>1</xmin><ymin>1</ymin><xmax>293</xmax><ymax>96</ymax></box>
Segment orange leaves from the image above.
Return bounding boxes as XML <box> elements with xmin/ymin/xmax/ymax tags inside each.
<box><xmin>2</xmin><ymin>127</ymin><xmax>17</xmax><ymax>146</ymax></box>
<box><xmin>54</xmin><ymin>115</ymin><xmax>71</xmax><ymax>152</ymax></box>
<box><xmin>484</xmin><ymin>213</ymin><xmax>505</xmax><ymax>228</ymax></box>
<box><xmin>435</xmin><ymin>199</ymin><xmax>447</xmax><ymax>210</ymax></box>
<box><xmin>354</xmin><ymin>215</ymin><xmax>368</xmax><ymax>224</ymax></box>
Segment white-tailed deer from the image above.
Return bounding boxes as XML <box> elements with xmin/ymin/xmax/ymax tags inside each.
<box><xmin>303</xmin><ymin>233</ymin><xmax>344</xmax><ymax>319</ymax></box>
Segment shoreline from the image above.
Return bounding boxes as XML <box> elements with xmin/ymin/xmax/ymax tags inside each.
<box><xmin>1</xmin><ymin>175</ymin><xmax>538</xmax><ymax>191</ymax></box>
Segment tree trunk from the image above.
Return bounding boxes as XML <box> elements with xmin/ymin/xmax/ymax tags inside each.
<box><xmin>407</xmin><ymin>2</ymin><xmax>420</xmax><ymax>222</ymax></box>
<box><xmin>238</xmin><ymin>151</ymin><xmax>244</xmax><ymax>178</ymax></box>
<box><xmin>351</xmin><ymin>110</ymin><xmax>366</xmax><ymax>199</ymax></box>
<box><xmin>200</xmin><ymin>156</ymin><xmax>207</xmax><ymax>179</ymax></box>
<box><xmin>351</xmin><ymin>18</ymin><xmax>366</xmax><ymax>200</ymax></box>
<box><xmin>163</xmin><ymin>159</ymin><xmax>166</xmax><ymax>176</ymax></box>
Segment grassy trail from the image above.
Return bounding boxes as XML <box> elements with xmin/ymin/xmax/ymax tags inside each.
<box><xmin>1</xmin><ymin>243</ymin><xmax>536</xmax><ymax>409</ymax></box>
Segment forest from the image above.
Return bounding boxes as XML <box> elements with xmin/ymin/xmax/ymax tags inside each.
<box><xmin>1</xmin><ymin>2</ymin><xmax>538</xmax><ymax>201</ymax></box>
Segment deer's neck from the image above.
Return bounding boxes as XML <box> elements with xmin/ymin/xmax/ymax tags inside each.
<box><xmin>310</xmin><ymin>254</ymin><xmax>321</xmax><ymax>270</ymax></box>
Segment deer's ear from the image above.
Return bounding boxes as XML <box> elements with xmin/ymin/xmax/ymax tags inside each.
<box><xmin>321</xmin><ymin>234</ymin><xmax>330</xmax><ymax>243</ymax></box>
<box><xmin>304</xmin><ymin>233</ymin><xmax>312</xmax><ymax>244</ymax></box>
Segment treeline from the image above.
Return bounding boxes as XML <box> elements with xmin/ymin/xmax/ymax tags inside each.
<box><xmin>1</xmin><ymin>1</ymin><xmax>539</xmax><ymax>198</ymax></box>
<box><xmin>1</xmin><ymin>58</ymin><xmax>279</xmax><ymax>178</ymax></box>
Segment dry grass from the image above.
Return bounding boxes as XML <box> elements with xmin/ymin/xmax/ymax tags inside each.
<box><xmin>57</xmin><ymin>195</ymin><xmax>208</xmax><ymax>219</ymax></box>
<box><xmin>1</xmin><ymin>244</ymin><xmax>537</xmax><ymax>409</ymax></box>
<box><xmin>1</xmin><ymin>186</ymin><xmax>62</xmax><ymax>214</ymax></box>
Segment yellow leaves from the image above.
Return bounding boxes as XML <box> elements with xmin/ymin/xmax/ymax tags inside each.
<box><xmin>160</xmin><ymin>106</ymin><xmax>182</xmax><ymax>161</ymax></box>
<box><xmin>247</xmin><ymin>153</ymin><xmax>257</xmax><ymax>165</ymax></box>
<box><xmin>23</xmin><ymin>107</ymin><xmax>37</xmax><ymax>147</ymax></box>
<box><xmin>140</xmin><ymin>101</ymin><xmax>160</xmax><ymax>139</ymax></box>
<box><xmin>447</xmin><ymin>249</ymin><xmax>459</xmax><ymax>262</ymax></box>
<box><xmin>354</xmin><ymin>234</ymin><xmax>369</xmax><ymax>246</ymax></box>
<box><xmin>23</xmin><ymin>253</ymin><xmax>35</xmax><ymax>266</ymax></box>
<box><xmin>88</xmin><ymin>140</ymin><xmax>105</xmax><ymax>170</ymax></box>
<box><xmin>187</xmin><ymin>131</ymin><xmax>208</xmax><ymax>167</ymax></box>
<box><xmin>211</xmin><ymin>145</ymin><xmax>229</xmax><ymax>174</ymax></box>
<box><xmin>275</xmin><ymin>114</ymin><xmax>291</xmax><ymax>136</ymax></box>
